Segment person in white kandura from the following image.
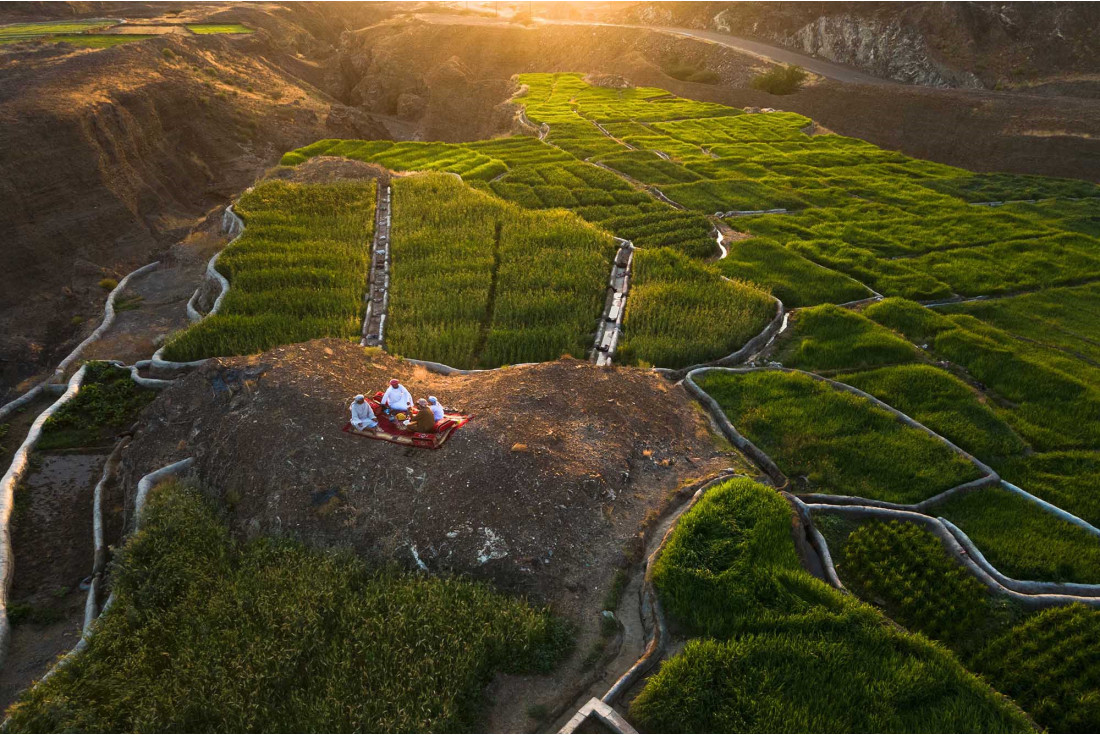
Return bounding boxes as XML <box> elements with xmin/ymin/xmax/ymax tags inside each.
<box><xmin>349</xmin><ymin>394</ymin><xmax>378</xmax><ymax>430</ymax></box>
<box><xmin>428</xmin><ymin>396</ymin><xmax>445</xmax><ymax>423</ymax></box>
<box><xmin>381</xmin><ymin>378</ymin><xmax>413</xmax><ymax>415</ymax></box>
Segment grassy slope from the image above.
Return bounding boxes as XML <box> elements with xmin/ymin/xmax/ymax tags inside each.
<box><xmin>936</xmin><ymin>486</ymin><xmax>1100</xmax><ymax>585</ymax></box>
<box><xmin>773</xmin><ymin>303</ymin><xmax>921</xmax><ymax>372</ymax></box>
<box><xmin>696</xmin><ymin>370</ymin><xmax>981</xmax><ymax>503</ymax></box>
<box><xmin>5</xmin><ymin>483</ymin><xmax>570</xmax><ymax>732</ymax></box>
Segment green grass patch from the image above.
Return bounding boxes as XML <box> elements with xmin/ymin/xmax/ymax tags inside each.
<box><xmin>838</xmin><ymin>364</ymin><xmax>1028</xmax><ymax>462</ymax></box>
<box><xmin>38</xmin><ymin>362</ymin><xmax>155</xmax><ymax>451</ymax></box>
<box><xmin>617</xmin><ymin>247</ymin><xmax>776</xmax><ymax>369</ymax></box>
<box><xmin>773</xmin><ymin>303</ymin><xmax>921</xmax><ymax>372</ymax></box>
<box><xmin>161</xmin><ymin>180</ymin><xmax>375</xmax><ymax>361</ymax></box>
<box><xmin>717</xmin><ymin>236</ymin><xmax>872</xmax><ymax>307</ymax></box>
<box><xmin>695</xmin><ymin>370</ymin><xmax>983</xmax><ymax>503</ymax></box>
<box><xmin>4</xmin><ymin>482</ymin><xmax>571</xmax><ymax>732</ymax></box>
<box><xmin>629</xmin><ymin>478</ymin><xmax>1032</xmax><ymax>733</ymax></box>
<box><xmin>186</xmin><ymin>23</ymin><xmax>254</xmax><ymax>34</ymax></box>
<box><xmin>936</xmin><ymin>486</ymin><xmax>1100</xmax><ymax>585</ymax></box>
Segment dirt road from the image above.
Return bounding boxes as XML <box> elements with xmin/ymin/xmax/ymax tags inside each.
<box><xmin>539</xmin><ymin>20</ymin><xmax>892</xmax><ymax>86</ymax></box>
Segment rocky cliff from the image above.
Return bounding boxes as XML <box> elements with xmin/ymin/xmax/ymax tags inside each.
<box><xmin>618</xmin><ymin>2</ymin><xmax>1100</xmax><ymax>91</ymax></box>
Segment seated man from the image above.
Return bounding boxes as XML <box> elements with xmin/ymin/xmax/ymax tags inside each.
<box><xmin>427</xmin><ymin>396</ymin><xmax>445</xmax><ymax>423</ymax></box>
<box><xmin>411</xmin><ymin>398</ymin><xmax>437</xmax><ymax>433</ymax></box>
<box><xmin>381</xmin><ymin>378</ymin><xmax>413</xmax><ymax>416</ymax></box>
<box><xmin>349</xmin><ymin>394</ymin><xmax>378</xmax><ymax>431</ymax></box>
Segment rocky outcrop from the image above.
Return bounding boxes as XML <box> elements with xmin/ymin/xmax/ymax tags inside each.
<box><xmin>620</xmin><ymin>1</ymin><xmax>1100</xmax><ymax>91</ymax></box>
<box><xmin>754</xmin><ymin>14</ymin><xmax>982</xmax><ymax>88</ymax></box>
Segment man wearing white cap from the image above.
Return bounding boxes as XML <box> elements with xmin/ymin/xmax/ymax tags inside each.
<box><xmin>381</xmin><ymin>378</ymin><xmax>413</xmax><ymax>416</ymax></box>
<box><xmin>428</xmin><ymin>396</ymin><xmax>445</xmax><ymax>423</ymax></box>
<box><xmin>349</xmin><ymin>394</ymin><xmax>377</xmax><ymax>430</ymax></box>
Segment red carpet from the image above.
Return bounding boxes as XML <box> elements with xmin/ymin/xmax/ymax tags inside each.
<box><xmin>342</xmin><ymin>395</ymin><xmax>470</xmax><ymax>450</ymax></box>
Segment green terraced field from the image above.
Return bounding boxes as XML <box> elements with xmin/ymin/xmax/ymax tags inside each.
<box><xmin>695</xmin><ymin>370</ymin><xmax>983</xmax><ymax>503</ymax></box>
<box><xmin>214</xmin><ymin>71</ymin><xmax>1100</xmax><ymax>731</ymax></box>
<box><xmin>936</xmin><ymin>486</ymin><xmax>1100</xmax><ymax>585</ymax></box>
<box><xmin>388</xmin><ymin>173</ymin><xmax>613</xmax><ymax>369</ymax></box>
<box><xmin>162</xmin><ymin>180</ymin><xmax>376</xmax><ymax>361</ymax></box>
<box><xmin>630</xmin><ymin>479</ymin><xmax>1033</xmax><ymax>733</ymax></box>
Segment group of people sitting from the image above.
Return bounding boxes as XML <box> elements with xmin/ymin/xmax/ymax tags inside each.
<box><xmin>349</xmin><ymin>378</ymin><xmax>445</xmax><ymax>434</ymax></box>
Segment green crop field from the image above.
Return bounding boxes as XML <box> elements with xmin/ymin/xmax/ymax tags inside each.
<box><xmin>838</xmin><ymin>364</ymin><xmax>1028</xmax><ymax>461</ymax></box>
<box><xmin>772</xmin><ymin>303</ymin><xmax>921</xmax><ymax>372</ymax></box>
<box><xmin>695</xmin><ymin>370</ymin><xmax>983</xmax><ymax>503</ymax></box>
<box><xmin>186</xmin><ymin>23</ymin><xmax>254</xmax><ymax>34</ymax></box>
<box><xmin>820</xmin><ymin>514</ymin><xmax>1100</xmax><ymax>733</ymax></box>
<box><xmin>616</xmin><ymin>248</ymin><xmax>775</xmax><ymax>368</ymax></box>
<box><xmin>161</xmin><ymin>180</ymin><xmax>376</xmax><ymax>361</ymax></box>
<box><xmin>387</xmin><ymin>173</ymin><xmax>613</xmax><ymax>368</ymax></box>
<box><xmin>0</xmin><ymin>20</ymin><xmax>116</xmax><ymax>41</ymax></box>
<box><xmin>970</xmin><ymin>604</ymin><xmax>1100</xmax><ymax>733</ymax></box>
<box><xmin>836</xmin><ymin>519</ymin><xmax>997</xmax><ymax>648</ymax></box>
<box><xmin>717</xmin><ymin>236</ymin><xmax>872</xmax><ymax>307</ymax></box>
<box><xmin>866</xmin><ymin>298</ymin><xmax>1100</xmax><ymax>451</ymax></box>
<box><xmin>629</xmin><ymin>478</ymin><xmax>1032</xmax><ymax>733</ymax></box>
<box><xmin>936</xmin><ymin>486</ymin><xmax>1100</xmax><ymax>585</ymax></box>
<box><xmin>4</xmin><ymin>482</ymin><xmax>570</xmax><ymax>732</ymax></box>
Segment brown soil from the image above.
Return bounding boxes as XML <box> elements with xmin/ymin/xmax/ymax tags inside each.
<box><xmin>0</xmin><ymin>8</ymin><xmax>390</xmax><ymax>399</ymax></box>
<box><xmin>117</xmin><ymin>338</ymin><xmax>748</xmax><ymax>729</ymax></box>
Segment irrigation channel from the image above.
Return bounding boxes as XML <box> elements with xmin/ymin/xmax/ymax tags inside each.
<box><xmin>2</xmin><ymin>124</ymin><xmax>1097</xmax><ymax>732</ymax></box>
<box><xmin>361</xmin><ymin>184</ymin><xmax>393</xmax><ymax>348</ymax></box>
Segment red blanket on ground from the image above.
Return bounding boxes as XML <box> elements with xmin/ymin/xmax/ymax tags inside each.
<box><xmin>342</xmin><ymin>395</ymin><xmax>470</xmax><ymax>450</ymax></box>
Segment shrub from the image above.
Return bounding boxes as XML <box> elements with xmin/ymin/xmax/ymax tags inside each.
<box><xmin>750</xmin><ymin>65</ymin><xmax>808</xmax><ymax>95</ymax></box>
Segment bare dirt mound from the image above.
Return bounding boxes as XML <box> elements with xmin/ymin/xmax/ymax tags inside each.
<box><xmin>116</xmin><ymin>338</ymin><xmax>747</xmax><ymax>727</ymax></box>
<box><xmin>120</xmin><ymin>339</ymin><xmax>738</xmax><ymax>609</ymax></box>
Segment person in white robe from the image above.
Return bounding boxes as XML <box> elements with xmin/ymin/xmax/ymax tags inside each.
<box><xmin>381</xmin><ymin>379</ymin><xmax>413</xmax><ymax>415</ymax></box>
<box><xmin>349</xmin><ymin>394</ymin><xmax>377</xmax><ymax>430</ymax></box>
<box><xmin>428</xmin><ymin>396</ymin><xmax>445</xmax><ymax>422</ymax></box>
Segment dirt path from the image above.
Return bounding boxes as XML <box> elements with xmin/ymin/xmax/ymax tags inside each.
<box><xmin>0</xmin><ymin>452</ymin><xmax>111</xmax><ymax>711</ymax></box>
<box><xmin>82</xmin><ymin>221</ymin><xmax>225</xmax><ymax>366</ymax></box>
